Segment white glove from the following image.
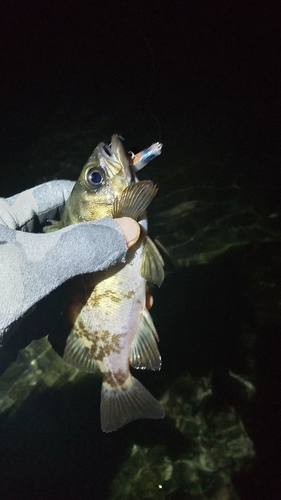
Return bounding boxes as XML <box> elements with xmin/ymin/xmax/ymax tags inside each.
<box><xmin>0</xmin><ymin>180</ymin><xmax>131</xmax><ymax>342</ymax></box>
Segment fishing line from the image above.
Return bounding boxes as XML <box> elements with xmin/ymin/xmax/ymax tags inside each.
<box><xmin>134</xmin><ymin>1</ymin><xmax>162</xmax><ymax>142</ymax></box>
<box><xmin>141</xmin><ymin>34</ymin><xmax>162</xmax><ymax>142</ymax></box>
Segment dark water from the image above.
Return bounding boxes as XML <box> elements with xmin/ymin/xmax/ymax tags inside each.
<box><xmin>0</xmin><ymin>1</ymin><xmax>281</xmax><ymax>499</ymax></box>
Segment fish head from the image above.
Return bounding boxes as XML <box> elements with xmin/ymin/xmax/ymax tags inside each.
<box><xmin>66</xmin><ymin>135</ymin><xmax>133</xmax><ymax>223</ymax></box>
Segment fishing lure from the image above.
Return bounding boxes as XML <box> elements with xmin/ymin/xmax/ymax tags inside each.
<box><xmin>129</xmin><ymin>142</ymin><xmax>163</xmax><ymax>172</ymax></box>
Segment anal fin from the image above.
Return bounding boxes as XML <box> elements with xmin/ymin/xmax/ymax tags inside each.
<box><xmin>63</xmin><ymin>328</ymin><xmax>98</xmax><ymax>374</ymax></box>
<box><xmin>101</xmin><ymin>375</ymin><xmax>165</xmax><ymax>432</ymax></box>
<box><xmin>129</xmin><ymin>308</ymin><xmax>161</xmax><ymax>370</ymax></box>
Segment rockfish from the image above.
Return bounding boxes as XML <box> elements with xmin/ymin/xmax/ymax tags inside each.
<box><xmin>44</xmin><ymin>135</ymin><xmax>165</xmax><ymax>432</ymax></box>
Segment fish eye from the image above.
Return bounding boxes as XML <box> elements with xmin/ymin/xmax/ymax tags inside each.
<box><xmin>85</xmin><ymin>167</ymin><xmax>105</xmax><ymax>189</ymax></box>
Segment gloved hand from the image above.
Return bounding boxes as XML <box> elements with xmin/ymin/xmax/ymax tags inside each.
<box><xmin>0</xmin><ymin>180</ymin><xmax>140</xmax><ymax>345</ymax></box>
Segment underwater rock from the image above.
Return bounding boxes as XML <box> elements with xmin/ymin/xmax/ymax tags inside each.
<box><xmin>0</xmin><ymin>337</ymin><xmax>83</xmax><ymax>414</ymax></box>
<box><xmin>150</xmin><ymin>185</ymin><xmax>281</xmax><ymax>268</ymax></box>
<box><xmin>1</xmin><ymin>127</ymin><xmax>280</xmax><ymax>496</ymax></box>
<box><xmin>110</xmin><ymin>375</ymin><xmax>255</xmax><ymax>500</ymax></box>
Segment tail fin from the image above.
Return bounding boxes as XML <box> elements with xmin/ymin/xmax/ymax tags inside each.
<box><xmin>100</xmin><ymin>375</ymin><xmax>164</xmax><ymax>432</ymax></box>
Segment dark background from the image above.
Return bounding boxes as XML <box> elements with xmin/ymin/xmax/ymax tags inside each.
<box><xmin>1</xmin><ymin>0</ymin><xmax>280</xmax><ymax>198</ymax></box>
<box><xmin>0</xmin><ymin>1</ymin><xmax>281</xmax><ymax>499</ymax></box>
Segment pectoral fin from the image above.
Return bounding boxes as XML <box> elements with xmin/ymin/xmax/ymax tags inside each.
<box><xmin>112</xmin><ymin>180</ymin><xmax>158</xmax><ymax>220</ymax></box>
<box><xmin>43</xmin><ymin>220</ymin><xmax>61</xmax><ymax>233</ymax></box>
<box><xmin>129</xmin><ymin>308</ymin><xmax>161</xmax><ymax>370</ymax></box>
<box><xmin>140</xmin><ymin>236</ymin><xmax>165</xmax><ymax>286</ymax></box>
<box><xmin>63</xmin><ymin>329</ymin><xmax>98</xmax><ymax>373</ymax></box>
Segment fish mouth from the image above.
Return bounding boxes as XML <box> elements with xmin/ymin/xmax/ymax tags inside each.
<box><xmin>97</xmin><ymin>134</ymin><xmax>131</xmax><ymax>180</ymax></box>
<box><xmin>98</xmin><ymin>141</ymin><xmax>114</xmax><ymax>159</ymax></box>
<box><xmin>98</xmin><ymin>134</ymin><xmax>124</xmax><ymax>159</ymax></box>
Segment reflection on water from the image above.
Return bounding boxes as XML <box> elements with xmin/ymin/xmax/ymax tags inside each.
<box><xmin>1</xmin><ymin>105</ymin><xmax>280</xmax><ymax>498</ymax></box>
<box><xmin>1</xmin><ymin>3</ymin><xmax>281</xmax><ymax>494</ymax></box>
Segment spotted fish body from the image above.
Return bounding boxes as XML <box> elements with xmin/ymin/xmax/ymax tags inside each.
<box><xmin>44</xmin><ymin>135</ymin><xmax>164</xmax><ymax>431</ymax></box>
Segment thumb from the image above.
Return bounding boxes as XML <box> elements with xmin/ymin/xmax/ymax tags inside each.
<box><xmin>115</xmin><ymin>217</ymin><xmax>140</xmax><ymax>248</ymax></box>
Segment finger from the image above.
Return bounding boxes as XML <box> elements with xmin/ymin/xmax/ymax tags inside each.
<box><xmin>146</xmin><ymin>293</ymin><xmax>153</xmax><ymax>310</ymax></box>
<box><xmin>115</xmin><ymin>217</ymin><xmax>140</xmax><ymax>248</ymax></box>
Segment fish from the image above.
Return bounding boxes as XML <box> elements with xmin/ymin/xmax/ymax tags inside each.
<box><xmin>44</xmin><ymin>134</ymin><xmax>165</xmax><ymax>432</ymax></box>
